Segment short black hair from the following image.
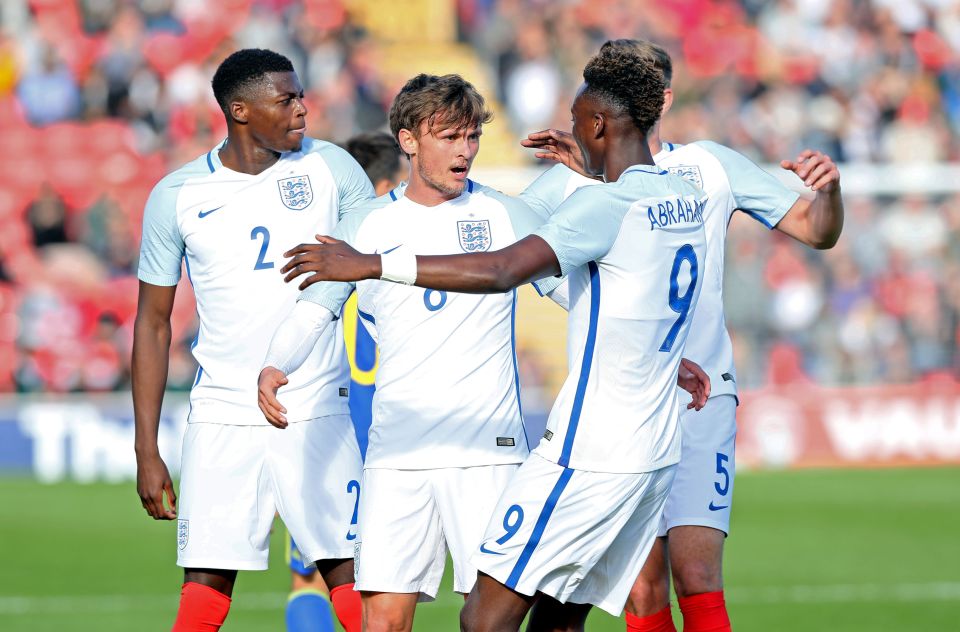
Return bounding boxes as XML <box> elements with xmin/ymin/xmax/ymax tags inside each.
<box><xmin>582</xmin><ymin>42</ymin><xmax>666</xmax><ymax>136</ymax></box>
<box><xmin>211</xmin><ymin>48</ymin><xmax>295</xmax><ymax>112</ymax></box>
<box><xmin>345</xmin><ymin>132</ymin><xmax>404</xmax><ymax>185</ymax></box>
<box><xmin>601</xmin><ymin>39</ymin><xmax>673</xmax><ymax>86</ymax></box>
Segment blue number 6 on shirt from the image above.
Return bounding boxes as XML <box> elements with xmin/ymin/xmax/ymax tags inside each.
<box><xmin>659</xmin><ymin>244</ymin><xmax>699</xmax><ymax>352</ymax></box>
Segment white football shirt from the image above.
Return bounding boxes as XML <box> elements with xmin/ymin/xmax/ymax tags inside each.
<box><xmin>137</xmin><ymin>138</ymin><xmax>375</xmax><ymax>425</ymax></box>
<box><xmin>530</xmin><ymin>165</ymin><xmax>707</xmax><ymax>473</ymax></box>
<box><xmin>521</xmin><ymin>142</ymin><xmax>798</xmax><ymax>400</ymax></box>
<box><xmin>300</xmin><ymin>181</ymin><xmax>548</xmax><ymax>469</ymax></box>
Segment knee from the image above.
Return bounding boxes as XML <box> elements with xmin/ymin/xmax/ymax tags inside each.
<box><xmin>672</xmin><ymin>559</ymin><xmax>722</xmax><ymax>598</ymax></box>
<box><xmin>362</xmin><ymin>602</ymin><xmax>412</xmax><ymax>632</ymax></box>
<box><xmin>626</xmin><ymin>574</ymin><xmax>670</xmax><ymax>616</ymax></box>
<box><xmin>460</xmin><ymin>600</ymin><xmax>504</xmax><ymax>632</ymax></box>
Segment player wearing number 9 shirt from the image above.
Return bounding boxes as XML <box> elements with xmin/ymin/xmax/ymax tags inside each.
<box><xmin>133</xmin><ymin>49</ymin><xmax>370</xmax><ymax>631</ymax></box>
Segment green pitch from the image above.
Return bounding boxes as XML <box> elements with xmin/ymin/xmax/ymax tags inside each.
<box><xmin>1</xmin><ymin>467</ymin><xmax>958</xmax><ymax>631</ymax></box>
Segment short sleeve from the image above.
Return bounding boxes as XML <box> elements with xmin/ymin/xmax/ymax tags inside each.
<box><xmin>532</xmin><ymin>187</ymin><xmax>623</xmax><ymax>277</ymax></box>
<box><xmin>137</xmin><ymin>175</ymin><xmax>186</xmax><ymax>286</ymax></box>
<box><xmin>315</xmin><ymin>142</ymin><xmax>376</xmax><ymax>220</ymax></box>
<box><xmin>298</xmin><ymin>196</ymin><xmax>385</xmax><ymax>312</ymax></box>
<box><xmin>697</xmin><ymin>141</ymin><xmax>799</xmax><ymax>229</ymax></box>
<box><xmin>519</xmin><ymin>164</ymin><xmax>577</xmax><ymax>220</ymax></box>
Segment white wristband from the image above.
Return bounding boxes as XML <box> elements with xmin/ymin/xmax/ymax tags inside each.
<box><xmin>380</xmin><ymin>247</ymin><xmax>417</xmax><ymax>285</ymax></box>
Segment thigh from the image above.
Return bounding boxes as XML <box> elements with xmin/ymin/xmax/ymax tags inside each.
<box><xmin>660</xmin><ymin>395</ymin><xmax>737</xmax><ymax>537</ymax></box>
<box><xmin>177</xmin><ymin>424</ymin><xmax>275</xmax><ymax>571</ymax></box>
<box><xmin>570</xmin><ymin>466</ymin><xmax>675</xmax><ymax>616</ymax></box>
<box><xmin>271</xmin><ymin>415</ymin><xmax>363</xmax><ymax>564</ymax></box>
<box><xmin>471</xmin><ymin>455</ymin><xmax>658</xmax><ymax>614</ymax></box>
<box><xmin>354</xmin><ymin>468</ymin><xmax>446</xmax><ymax>600</ymax></box>
<box><xmin>434</xmin><ymin>464</ymin><xmax>519</xmax><ymax>595</ymax></box>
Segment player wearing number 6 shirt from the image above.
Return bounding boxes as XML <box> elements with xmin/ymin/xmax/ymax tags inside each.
<box><xmin>258</xmin><ymin>74</ymin><xmax>570</xmax><ymax>632</ymax></box>
<box><xmin>133</xmin><ymin>49</ymin><xmax>370</xmax><ymax>632</ymax></box>
<box><xmin>520</xmin><ymin>40</ymin><xmax>843</xmax><ymax>632</ymax></box>
<box><xmin>272</xmin><ymin>44</ymin><xmax>709</xmax><ymax>631</ymax></box>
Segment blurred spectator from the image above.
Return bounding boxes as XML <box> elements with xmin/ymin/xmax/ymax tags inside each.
<box><xmin>16</xmin><ymin>45</ymin><xmax>81</xmax><ymax>125</ymax></box>
<box><xmin>2</xmin><ymin>0</ymin><xmax>960</xmax><ymax>394</ymax></box>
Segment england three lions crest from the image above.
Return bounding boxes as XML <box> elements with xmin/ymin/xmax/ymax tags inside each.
<box><xmin>278</xmin><ymin>175</ymin><xmax>313</xmax><ymax>210</ymax></box>
<box><xmin>458</xmin><ymin>220</ymin><xmax>491</xmax><ymax>252</ymax></box>
<box><xmin>667</xmin><ymin>165</ymin><xmax>703</xmax><ymax>189</ymax></box>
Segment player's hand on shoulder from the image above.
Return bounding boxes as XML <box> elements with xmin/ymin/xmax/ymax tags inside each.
<box><xmin>136</xmin><ymin>452</ymin><xmax>177</xmax><ymax>520</ymax></box>
<box><xmin>677</xmin><ymin>358</ymin><xmax>711</xmax><ymax>411</ymax></box>
<box><xmin>258</xmin><ymin>366</ymin><xmax>289</xmax><ymax>429</ymax></box>
<box><xmin>521</xmin><ymin>128</ymin><xmax>592</xmax><ymax>178</ymax></box>
<box><xmin>282</xmin><ymin>235</ymin><xmax>367</xmax><ymax>290</ymax></box>
<box><xmin>780</xmin><ymin>149</ymin><xmax>840</xmax><ymax>194</ymax></box>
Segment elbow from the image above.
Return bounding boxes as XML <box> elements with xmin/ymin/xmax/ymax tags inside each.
<box><xmin>811</xmin><ymin>233</ymin><xmax>840</xmax><ymax>250</ymax></box>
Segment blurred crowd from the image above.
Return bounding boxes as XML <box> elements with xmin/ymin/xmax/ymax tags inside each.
<box><xmin>0</xmin><ymin>0</ymin><xmax>957</xmax><ymax>394</ymax></box>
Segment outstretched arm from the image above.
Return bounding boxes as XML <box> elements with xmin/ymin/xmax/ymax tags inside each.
<box><xmin>282</xmin><ymin>234</ymin><xmax>561</xmax><ymax>294</ymax></box>
<box><xmin>775</xmin><ymin>150</ymin><xmax>843</xmax><ymax>249</ymax></box>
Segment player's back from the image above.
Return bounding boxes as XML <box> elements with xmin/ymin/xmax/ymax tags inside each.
<box><xmin>324</xmin><ymin>181</ymin><xmax>544</xmax><ymax>470</ymax></box>
<box><xmin>138</xmin><ymin>138</ymin><xmax>373</xmax><ymax>425</ymax></box>
<box><xmin>532</xmin><ymin>165</ymin><xmax>707</xmax><ymax>473</ymax></box>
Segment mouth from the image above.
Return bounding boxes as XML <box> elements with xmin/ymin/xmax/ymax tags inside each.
<box><xmin>289</xmin><ymin>127</ymin><xmax>306</xmax><ymax>137</ymax></box>
<box><xmin>450</xmin><ymin>165</ymin><xmax>468</xmax><ymax>180</ymax></box>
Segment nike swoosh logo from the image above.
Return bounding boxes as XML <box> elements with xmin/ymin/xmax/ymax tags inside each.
<box><xmin>380</xmin><ymin>244</ymin><xmax>403</xmax><ymax>255</ymax></box>
<box><xmin>479</xmin><ymin>543</ymin><xmax>505</xmax><ymax>555</ymax></box>
<box><xmin>198</xmin><ymin>205</ymin><xmax>224</xmax><ymax>218</ymax></box>
<box><xmin>708</xmin><ymin>502</ymin><xmax>729</xmax><ymax>511</ymax></box>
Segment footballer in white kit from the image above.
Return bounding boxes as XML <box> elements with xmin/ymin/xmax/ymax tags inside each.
<box><xmin>137</xmin><ymin>135</ymin><xmax>371</xmax><ymax>570</ymax></box>
<box><xmin>283</xmin><ymin>178</ymin><xmax>555</xmax><ymax>599</ymax></box>
<box><xmin>521</xmin><ymin>139</ymin><xmax>798</xmax><ymax>538</ymax></box>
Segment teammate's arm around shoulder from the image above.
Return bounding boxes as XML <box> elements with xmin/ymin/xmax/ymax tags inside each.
<box><xmin>133</xmin><ymin>281</ymin><xmax>178</xmax><ymax>520</ymax></box>
<box><xmin>776</xmin><ymin>149</ymin><xmax>844</xmax><ymax>249</ymax></box>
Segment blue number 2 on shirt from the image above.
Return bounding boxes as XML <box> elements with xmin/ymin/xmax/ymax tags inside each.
<box><xmin>659</xmin><ymin>244</ymin><xmax>699</xmax><ymax>352</ymax></box>
<box><xmin>251</xmin><ymin>226</ymin><xmax>274</xmax><ymax>270</ymax></box>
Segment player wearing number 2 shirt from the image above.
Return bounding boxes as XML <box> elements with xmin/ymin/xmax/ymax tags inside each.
<box><xmin>134</xmin><ymin>49</ymin><xmax>370</xmax><ymax>632</ymax></box>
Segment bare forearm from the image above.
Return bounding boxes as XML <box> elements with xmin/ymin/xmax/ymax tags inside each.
<box><xmin>132</xmin><ymin>320</ymin><xmax>171</xmax><ymax>456</ymax></box>
<box><xmin>806</xmin><ymin>186</ymin><xmax>844</xmax><ymax>249</ymax></box>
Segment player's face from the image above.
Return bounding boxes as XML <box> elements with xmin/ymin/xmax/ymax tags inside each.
<box><xmin>245</xmin><ymin>71</ymin><xmax>308</xmax><ymax>153</ymax></box>
<box><xmin>412</xmin><ymin>118</ymin><xmax>482</xmax><ymax>198</ymax></box>
<box><xmin>571</xmin><ymin>87</ymin><xmax>603</xmax><ymax>177</ymax></box>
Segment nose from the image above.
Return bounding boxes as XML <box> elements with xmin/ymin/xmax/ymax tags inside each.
<box><xmin>294</xmin><ymin>96</ymin><xmax>308</xmax><ymax>117</ymax></box>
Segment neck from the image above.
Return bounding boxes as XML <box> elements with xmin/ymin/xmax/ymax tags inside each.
<box><xmin>218</xmin><ymin>133</ymin><xmax>282</xmax><ymax>175</ymax></box>
<box><xmin>601</xmin><ymin>131</ymin><xmax>655</xmax><ymax>183</ymax></box>
<box><xmin>647</xmin><ymin>120</ymin><xmax>663</xmax><ymax>157</ymax></box>
<box><xmin>405</xmin><ymin>165</ymin><xmax>465</xmax><ymax>207</ymax></box>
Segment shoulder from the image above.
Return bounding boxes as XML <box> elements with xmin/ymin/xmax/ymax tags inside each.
<box><xmin>145</xmin><ymin>154</ymin><xmax>212</xmax><ymax>213</ymax></box>
<box><xmin>300</xmin><ymin>138</ymin><xmax>361</xmax><ymax>172</ymax></box>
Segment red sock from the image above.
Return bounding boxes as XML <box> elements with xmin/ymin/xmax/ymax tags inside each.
<box><xmin>171</xmin><ymin>582</ymin><xmax>231</xmax><ymax>632</ymax></box>
<box><xmin>626</xmin><ymin>605</ymin><xmax>677</xmax><ymax>632</ymax></box>
<box><xmin>329</xmin><ymin>582</ymin><xmax>362</xmax><ymax>632</ymax></box>
<box><xmin>678</xmin><ymin>591</ymin><xmax>731</xmax><ymax>632</ymax></box>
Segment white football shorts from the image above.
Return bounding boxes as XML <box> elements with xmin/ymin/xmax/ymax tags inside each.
<box><xmin>354</xmin><ymin>464</ymin><xmax>519</xmax><ymax>599</ymax></box>
<box><xmin>176</xmin><ymin>415</ymin><xmax>363</xmax><ymax>570</ymax></box>
<box><xmin>658</xmin><ymin>393</ymin><xmax>736</xmax><ymax>537</ymax></box>
<box><xmin>473</xmin><ymin>453</ymin><xmax>676</xmax><ymax>616</ymax></box>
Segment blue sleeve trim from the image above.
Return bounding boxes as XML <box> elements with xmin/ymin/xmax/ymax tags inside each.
<box><xmin>558</xmin><ymin>261</ymin><xmax>600</xmax><ymax>468</ymax></box>
<box><xmin>743</xmin><ymin>209</ymin><xmax>774</xmax><ymax>229</ymax></box>
<box><xmin>504</xmin><ymin>467</ymin><xmax>574</xmax><ymax>589</ymax></box>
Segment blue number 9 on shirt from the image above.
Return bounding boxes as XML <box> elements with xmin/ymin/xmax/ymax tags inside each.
<box><xmin>659</xmin><ymin>244</ymin><xmax>698</xmax><ymax>352</ymax></box>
